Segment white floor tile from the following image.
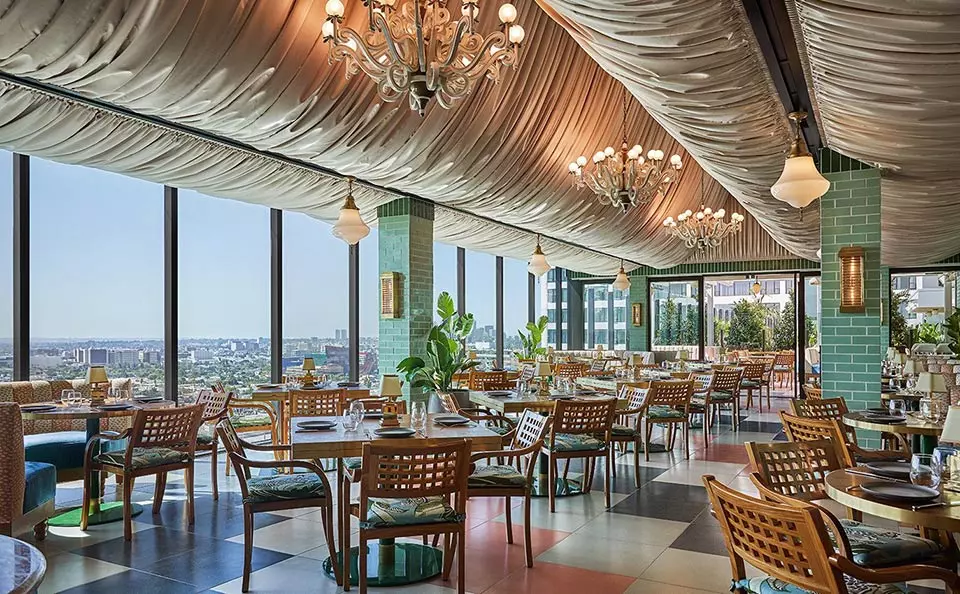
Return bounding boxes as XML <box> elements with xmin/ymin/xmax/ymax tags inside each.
<box><xmin>38</xmin><ymin>552</ymin><xmax>129</xmax><ymax>594</ymax></box>
<box><xmin>537</xmin><ymin>532</ymin><xmax>665</xmax><ymax>576</ymax></box>
<box><xmin>574</xmin><ymin>514</ymin><xmax>689</xmax><ymax>547</ymax></box>
<box><xmin>226</xmin><ymin>518</ymin><xmax>331</xmax><ymax>555</ymax></box>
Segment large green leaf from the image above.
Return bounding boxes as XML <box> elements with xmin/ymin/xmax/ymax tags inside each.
<box><xmin>436</xmin><ymin>291</ymin><xmax>456</xmax><ymax>320</ymax></box>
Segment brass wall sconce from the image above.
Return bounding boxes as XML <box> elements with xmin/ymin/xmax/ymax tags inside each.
<box><xmin>838</xmin><ymin>246</ymin><xmax>865</xmax><ymax>313</ymax></box>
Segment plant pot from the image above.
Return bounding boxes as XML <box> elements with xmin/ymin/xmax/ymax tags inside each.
<box><xmin>428</xmin><ymin>388</ymin><xmax>470</xmax><ymax>413</ymax></box>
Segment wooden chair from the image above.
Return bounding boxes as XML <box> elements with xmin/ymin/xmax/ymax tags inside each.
<box><xmin>224</xmin><ymin>399</ymin><xmax>280</xmax><ymax>476</ymax></box>
<box><xmin>475</xmin><ymin>376</ymin><xmax>516</xmax><ymax>391</ymax></box>
<box><xmin>773</xmin><ymin>350</ymin><xmax>795</xmax><ymax>389</ymax></box>
<box><xmin>541</xmin><ymin>398</ymin><xmax>617</xmax><ymax>512</ymax></box>
<box><xmin>669</xmin><ymin>370</ymin><xmax>692</xmax><ymax>380</ymax></box>
<box><xmin>586</xmin><ymin>359</ymin><xmax>608</xmax><ymax>374</ymax></box>
<box><xmin>350</xmin><ymin>440</ymin><xmax>470</xmax><ymax>593</ymax></box>
<box><xmin>691</xmin><ymin>367</ymin><xmax>743</xmax><ymax>435</ymax></box>
<box><xmin>745</xmin><ymin>439</ymin><xmax>954</xmax><ymax>572</ymax></box>
<box><xmin>802</xmin><ymin>384</ymin><xmax>823</xmax><ymax>399</ymax></box>
<box><xmin>81</xmin><ymin>404</ymin><xmax>205</xmax><ymax>540</ymax></box>
<box><xmin>554</xmin><ymin>362</ymin><xmax>587</xmax><ymax>381</ymax></box>
<box><xmin>702</xmin><ymin>475</ymin><xmax>960</xmax><ymax>594</ymax></box>
<box><xmin>468</xmin><ymin>370</ymin><xmax>506</xmax><ymax>390</ymax></box>
<box><xmin>467</xmin><ymin>410</ymin><xmax>550</xmax><ymax>567</ymax></box>
<box><xmin>788</xmin><ymin>399</ymin><xmax>911</xmax><ymax>461</ymax></box>
<box><xmin>337</xmin><ymin>397</ymin><xmax>407</xmax><ymax>416</ymax></box>
<box><xmin>290</xmin><ymin>388</ymin><xmax>345</xmax><ymax>417</ymax></box>
<box><xmin>217</xmin><ymin>419</ymin><xmax>339</xmax><ymax>592</ymax></box>
<box><xmin>753</xmin><ymin>355</ymin><xmax>775</xmax><ymax>406</ymax></box>
<box><xmin>195</xmin><ymin>389</ymin><xmax>232</xmax><ymax>500</ymax></box>
<box><xmin>739</xmin><ymin>361</ymin><xmax>767</xmax><ymax>411</ymax></box>
<box><xmin>436</xmin><ymin>392</ymin><xmax>515</xmax><ymax>441</ymax></box>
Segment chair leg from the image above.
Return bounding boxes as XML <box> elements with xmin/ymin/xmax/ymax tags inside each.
<box><xmin>33</xmin><ymin>520</ymin><xmax>47</xmax><ymax>541</ymax></box>
<box><xmin>359</xmin><ymin>534</ymin><xmax>368</xmax><ymax>594</ymax></box>
<box><xmin>341</xmin><ymin>473</ymin><xmax>351</xmax><ymax>591</ymax></box>
<box><xmin>211</xmin><ymin>439</ymin><xmax>219</xmax><ymax>501</ymax></box>
<box><xmin>242</xmin><ymin>509</ymin><xmax>253</xmax><ymax>593</ymax></box>
<box><xmin>610</xmin><ymin>445</ymin><xmax>617</xmax><ymax>478</ymax></box>
<box><xmin>457</xmin><ymin>527</ymin><xmax>466</xmax><ymax>594</ymax></box>
<box><xmin>441</xmin><ymin>533</ymin><xmax>454</xmax><ymax>580</ymax></box>
<box><xmin>548</xmin><ymin>454</ymin><xmax>557</xmax><ymax>513</ymax></box>
<box><xmin>323</xmin><ymin>501</ymin><xmax>341</xmax><ymax>586</ymax></box>
<box><xmin>644</xmin><ymin>419</ymin><xmax>653</xmax><ymax>462</ymax></box>
<box><xmin>504</xmin><ymin>496</ymin><xmax>513</xmax><ymax>544</ymax></box>
<box><xmin>122</xmin><ymin>472</ymin><xmax>133</xmax><ymax>541</ymax></box>
<box><xmin>603</xmin><ymin>454</ymin><xmax>611</xmax><ymax>509</ymax></box>
<box><xmin>80</xmin><ymin>466</ymin><xmax>92</xmax><ymax>531</ymax></box>
<box><xmin>185</xmin><ymin>464</ymin><xmax>196</xmax><ymax>525</ymax></box>
<box><xmin>684</xmin><ymin>421</ymin><xmax>690</xmax><ymax>459</ymax></box>
<box><xmin>153</xmin><ymin>472</ymin><xmax>167</xmax><ymax>515</ymax></box>
<box><xmin>523</xmin><ymin>493</ymin><xmax>533</xmax><ymax>568</ymax></box>
<box><xmin>633</xmin><ymin>438</ymin><xmax>641</xmax><ymax>488</ymax></box>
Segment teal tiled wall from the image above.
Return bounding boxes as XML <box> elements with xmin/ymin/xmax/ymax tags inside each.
<box><xmin>378</xmin><ymin>198</ymin><xmax>435</xmax><ymax>402</ymax></box>
<box><xmin>627</xmin><ymin>276</ymin><xmax>649</xmax><ymax>351</ymax></box>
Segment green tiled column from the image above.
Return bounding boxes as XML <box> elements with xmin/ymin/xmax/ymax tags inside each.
<box><xmin>378</xmin><ymin>198</ymin><xmax>435</xmax><ymax>402</ymax></box>
<box><xmin>627</xmin><ymin>275</ymin><xmax>648</xmax><ymax>351</ymax></box>
<box><xmin>880</xmin><ymin>266</ymin><xmax>890</xmax><ymax>350</ymax></box>
<box><xmin>819</xmin><ymin>149</ymin><xmax>882</xmax><ymax>448</ymax></box>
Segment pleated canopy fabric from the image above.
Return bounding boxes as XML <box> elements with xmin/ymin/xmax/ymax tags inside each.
<box><xmin>0</xmin><ymin>0</ymin><xmax>799</xmax><ymax>275</ymax></box>
<box><xmin>787</xmin><ymin>0</ymin><xmax>960</xmax><ymax>266</ymax></box>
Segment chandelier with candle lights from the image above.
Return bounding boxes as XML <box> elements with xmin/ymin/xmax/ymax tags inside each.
<box><xmin>323</xmin><ymin>0</ymin><xmax>526</xmax><ymax>116</ymax></box>
<box><xmin>663</xmin><ymin>169</ymin><xmax>744</xmax><ymax>252</ymax></box>
<box><xmin>567</xmin><ymin>89</ymin><xmax>683</xmax><ymax>212</ymax></box>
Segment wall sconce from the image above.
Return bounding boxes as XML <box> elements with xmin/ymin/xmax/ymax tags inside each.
<box><xmin>838</xmin><ymin>246</ymin><xmax>865</xmax><ymax>313</ymax></box>
<box><xmin>380</xmin><ymin>272</ymin><xmax>401</xmax><ymax>318</ymax></box>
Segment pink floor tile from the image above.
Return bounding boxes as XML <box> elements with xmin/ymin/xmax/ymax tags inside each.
<box><xmin>483</xmin><ymin>561</ymin><xmax>636</xmax><ymax>594</ymax></box>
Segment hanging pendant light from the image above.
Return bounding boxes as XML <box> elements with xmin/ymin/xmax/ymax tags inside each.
<box><xmin>332</xmin><ymin>177</ymin><xmax>370</xmax><ymax>245</ymax></box>
<box><xmin>527</xmin><ymin>234</ymin><xmax>551</xmax><ymax>277</ymax></box>
<box><xmin>771</xmin><ymin>111</ymin><xmax>830</xmax><ymax>209</ymax></box>
<box><xmin>611</xmin><ymin>260</ymin><xmax>630</xmax><ymax>291</ymax></box>
<box><xmin>751</xmin><ymin>278</ymin><xmax>762</xmax><ymax>296</ymax></box>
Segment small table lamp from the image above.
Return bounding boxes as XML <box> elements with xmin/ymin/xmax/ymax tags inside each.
<box><xmin>87</xmin><ymin>365</ymin><xmax>109</xmax><ymax>405</ymax></box>
<box><xmin>534</xmin><ymin>361</ymin><xmax>553</xmax><ymax>397</ymax></box>
<box><xmin>301</xmin><ymin>357</ymin><xmax>317</xmax><ymax>386</ymax></box>
<box><xmin>902</xmin><ymin>358</ymin><xmax>919</xmax><ymax>378</ymax></box>
<box><xmin>380</xmin><ymin>374</ymin><xmax>403</xmax><ymax>400</ymax></box>
<box><xmin>677</xmin><ymin>349</ymin><xmax>689</xmax><ymax>371</ymax></box>
<box><xmin>941</xmin><ymin>406</ymin><xmax>960</xmax><ymax>444</ymax></box>
<box><xmin>915</xmin><ymin>371</ymin><xmax>948</xmax><ymax>421</ymax></box>
<box><xmin>939</xmin><ymin>406</ymin><xmax>960</xmax><ymax>491</ymax></box>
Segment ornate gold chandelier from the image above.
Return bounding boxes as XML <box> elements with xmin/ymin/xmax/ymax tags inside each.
<box><xmin>323</xmin><ymin>0</ymin><xmax>526</xmax><ymax>116</ymax></box>
<box><xmin>568</xmin><ymin>89</ymin><xmax>683</xmax><ymax>212</ymax></box>
<box><xmin>663</xmin><ymin>168</ymin><xmax>744</xmax><ymax>252</ymax></box>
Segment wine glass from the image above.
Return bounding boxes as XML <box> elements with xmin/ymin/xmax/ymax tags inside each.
<box><xmin>411</xmin><ymin>401</ymin><xmax>427</xmax><ymax>434</ymax></box>
<box><xmin>910</xmin><ymin>454</ymin><xmax>942</xmax><ymax>489</ymax></box>
<box><xmin>60</xmin><ymin>389</ymin><xmax>75</xmax><ymax>406</ymax></box>
<box><xmin>341</xmin><ymin>409</ymin><xmax>358</xmax><ymax>431</ymax></box>
<box><xmin>349</xmin><ymin>399</ymin><xmax>366</xmax><ymax>427</ymax></box>
<box><xmin>888</xmin><ymin>398</ymin><xmax>906</xmax><ymax>419</ymax></box>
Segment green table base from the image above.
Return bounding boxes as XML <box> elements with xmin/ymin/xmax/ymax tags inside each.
<box><xmin>48</xmin><ymin>502</ymin><xmax>144</xmax><ymax>528</ymax></box>
<box><xmin>322</xmin><ymin>540</ymin><xmax>443</xmax><ymax>586</ymax></box>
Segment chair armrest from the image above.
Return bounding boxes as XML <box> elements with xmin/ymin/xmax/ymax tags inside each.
<box><xmin>84</xmin><ymin>430</ymin><xmax>131</xmax><ymax>463</ymax></box>
<box><xmin>239</xmin><ymin>440</ymin><xmax>291</xmax><ymax>453</ymax></box>
<box><xmin>831</xmin><ymin>556</ymin><xmax>960</xmax><ymax>590</ymax></box>
<box><xmin>470</xmin><ymin>439</ymin><xmax>541</xmax><ymax>463</ymax></box>
<box><xmin>227</xmin><ymin>452</ymin><xmax>327</xmax><ymax>480</ymax></box>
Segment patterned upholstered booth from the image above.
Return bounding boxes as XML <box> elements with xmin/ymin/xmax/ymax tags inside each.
<box><xmin>0</xmin><ymin>403</ymin><xmax>55</xmax><ymax>540</ymax></box>
<box><xmin>0</xmin><ymin>379</ymin><xmax>134</xmax><ymax>480</ymax></box>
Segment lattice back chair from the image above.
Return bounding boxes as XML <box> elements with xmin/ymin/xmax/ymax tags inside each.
<box><xmin>746</xmin><ymin>439</ymin><xmax>843</xmax><ymax>503</ymax></box>
<box><xmin>195</xmin><ymin>389</ymin><xmax>232</xmax><ymax>500</ymax></box>
<box><xmin>81</xmin><ymin>404</ymin><xmax>204</xmax><ymax>540</ymax></box>
<box><xmin>436</xmin><ymin>392</ymin><xmax>515</xmax><ymax>443</ymax></box>
<box><xmin>224</xmin><ymin>398</ymin><xmax>279</xmax><ymax>477</ymax></box>
<box><xmin>290</xmin><ymin>388</ymin><xmax>345</xmax><ymax>417</ymax></box>
<box><xmin>475</xmin><ymin>376</ymin><xmax>516</xmax><ymax>391</ymax></box>
<box><xmin>217</xmin><ymin>419</ymin><xmax>340</xmax><ymax>590</ymax></box>
<box><xmin>669</xmin><ymin>371</ymin><xmax>692</xmax><ymax>379</ymax></box>
<box><xmin>588</xmin><ymin>359</ymin><xmax>607</xmax><ymax>373</ymax></box>
<box><xmin>353</xmin><ymin>440</ymin><xmax>471</xmax><ymax>593</ymax></box>
<box><xmin>467</xmin><ymin>410</ymin><xmax>551</xmax><ymax>568</ymax></box>
<box><xmin>554</xmin><ymin>363</ymin><xmax>587</xmax><ymax>380</ymax></box>
<box><xmin>542</xmin><ymin>398</ymin><xmax>617</xmax><ymax>512</ymax></box>
<box><xmin>517</xmin><ymin>365</ymin><xmax>536</xmax><ymax>383</ymax></box>
<box><xmin>740</xmin><ymin>361</ymin><xmax>768</xmax><ymax>411</ymax></box>
<box><xmin>779</xmin><ymin>412</ymin><xmax>856</xmax><ymax>468</ymax></box>
<box><xmin>789</xmin><ymin>400</ymin><xmax>912</xmax><ymax>463</ymax></box>
<box><xmin>704</xmin><ymin>475</ymin><xmax>960</xmax><ymax>594</ymax></box>
<box><xmin>693</xmin><ymin>367</ymin><xmax>743</xmax><ymax>435</ymax></box>
<box><xmin>691</xmin><ymin>372</ymin><xmax>712</xmax><ymax>395</ymax></box>
<box><xmin>211</xmin><ymin>381</ymin><xmax>226</xmax><ymax>393</ymax></box>
<box><xmin>802</xmin><ymin>384</ymin><xmax>823</xmax><ymax>399</ymax></box>
<box><xmin>774</xmin><ymin>350</ymin><xmax>795</xmax><ymax>389</ymax></box>
<box><xmin>337</xmin><ymin>397</ymin><xmax>407</xmax><ymax>416</ymax></box>
<box><xmin>468</xmin><ymin>371</ymin><xmax>506</xmax><ymax>390</ymax></box>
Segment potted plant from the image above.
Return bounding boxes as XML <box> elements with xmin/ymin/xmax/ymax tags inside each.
<box><xmin>943</xmin><ymin>310</ymin><xmax>960</xmax><ymax>355</ymax></box>
<box><xmin>514</xmin><ymin>315</ymin><xmax>548</xmax><ymax>363</ymax></box>
<box><xmin>396</xmin><ymin>291</ymin><xmax>479</xmax><ymax>410</ymax></box>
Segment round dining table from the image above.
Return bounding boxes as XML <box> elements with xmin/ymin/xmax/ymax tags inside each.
<box><xmin>825</xmin><ymin>468</ymin><xmax>960</xmax><ymax>552</ymax></box>
<box><xmin>0</xmin><ymin>535</ymin><xmax>45</xmax><ymax>594</ymax></box>
<box><xmin>843</xmin><ymin>411</ymin><xmax>942</xmax><ymax>454</ymax></box>
<box><xmin>20</xmin><ymin>399</ymin><xmax>175</xmax><ymax>527</ymax></box>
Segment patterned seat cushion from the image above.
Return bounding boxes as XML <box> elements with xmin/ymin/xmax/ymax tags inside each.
<box><xmin>838</xmin><ymin>518</ymin><xmax>943</xmax><ymax>567</ymax></box>
<box><xmin>97</xmin><ymin>447</ymin><xmax>190</xmax><ymax>470</ymax></box>
<box><xmin>488</xmin><ymin>425</ymin><xmax>513</xmax><ymax>436</ymax></box>
<box><xmin>361</xmin><ymin>496</ymin><xmax>465</xmax><ymax>529</ymax></box>
<box><xmin>735</xmin><ymin>576</ymin><xmax>907</xmax><ymax>594</ymax></box>
<box><xmin>244</xmin><ymin>473</ymin><xmax>326</xmax><ymax>504</ymax></box>
<box><xmin>196</xmin><ymin>423</ymin><xmax>215</xmax><ymax>445</ymax></box>
<box><xmin>344</xmin><ymin>456</ymin><xmax>362</xmax><ymax>470</ymax></box>
<box><xmin>741</xmin><ymin>380</ymin><xmax>761</xmax><ymax>388</ymax></box>
<box><xmin>468</xmin><ymin>464</ymin><xmax>527</xmax><ymax>488</ymax></box>
<box><xmin>647</xmin><ymin>405</ymin><xmax>684</xmax><ymax>419</ymax></box>
<box><xmin>710</xmin><ymin>390</ymin><xmax>735</xmax><ymax>400</ymax></box>
<box><xmin>545</xmin><ymin>433</ymin><xmax>606</xmax><ymax>452</ymax></box>
<box><xmin>230</xmin><ymin>413</ymin><xmax>273</xmax><ymax>428</ymax></box>
<box><xmin>611</xmin><ymin>424</ymin><xmax>637</xmax><ymax>437</ymax></box>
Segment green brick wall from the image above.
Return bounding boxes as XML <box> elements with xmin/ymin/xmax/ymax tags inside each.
<box><xmin>378</xmin><ymin>198</ymin><xmax>435</xmax><ymax>402</ymax></box>
<box><xmin>880</xmin><ymin>266</ymin><xmax>890</xmax><ymax>350</ymax></box>
<box><xmin>627</xmin><ymin>276</ymin><xmax>649</xmax><ymax>351</ymax></box>
<box><xmin>819</xmin><ymin>150</ymin><xmax>883</xmax><ymax>448</ymax></box>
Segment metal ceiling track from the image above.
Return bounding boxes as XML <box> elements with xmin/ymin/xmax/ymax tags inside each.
<box><xmin>0</xmin><ymin>70</ymin><xmax>641</xmax><ymax>268</ymax></box>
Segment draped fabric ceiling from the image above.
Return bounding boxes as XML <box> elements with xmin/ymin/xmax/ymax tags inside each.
<box><xmin>0</xmin><ymin>0</ymin><xmax>800</xmax><ymax>275</ymax></box>
<box><xmin>787</xmin><ymin>0</ymin><xmax>960</xmax><ymax>266</ymax></box>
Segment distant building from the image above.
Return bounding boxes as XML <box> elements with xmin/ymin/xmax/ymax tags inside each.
<box><xmin>190</xmin><ymin>348</ymin><xmax>214</xmax><ymax>362</ymax></box>
<box><xmin>31</xmin><ymin>354</ymin><xmax>62</xmax><ymax>369</ymax></box>
<box><xmin>140</xmin><ymin>350</ymin><xmax>161</xmax><ymax>365</ymax></box>
<box><xmin>108</xmin><ymin>349</ymin><xmax>139</xmax><ymax>366</ymax></box>
<box><xmin>325</xmin><ymin>345</ymin><xmax>350</xmax><ymax>370</ymax></box>
<box><xmin>335</xmin><ymin>329</ymin><xmax>348</xmax><ymax>341</ymax></box>
<box><xmin>85</xmin><ymin>348</ymin><xmax>108</xmax><ymax>365</ymax></box>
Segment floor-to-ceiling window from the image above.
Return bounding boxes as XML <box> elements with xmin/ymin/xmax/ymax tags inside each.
<box><xmin>0</xmin><ymin>153</ymin><xmax>11</xmax><ymax>381</ymax></box>
<box><xmin>465</xmin><ymin>249</ymin><xmax>496</xmax><ymax>367</ymax></box>
<box><xmin>359</xmin><ymin>228</ymin><xmax>380</xmax><ymax>388</ymax></box>
<box><xmin>281</xmin><ymin>211</ymin><xmax>349</xmax><ymax>386</ymax></box>
<box><xmin>703</xmin><ymin>276</ymin><xmax>793</xmax><ymax>360</ymax></box>
<box><xmin>30</xmin><ymin>158</ymin><xmax>164</xmax><ymax>395</ymax></box>
<box><xmin>612</xmin><ymin>285</ymin><xmax>629</xmax><ymax>349</ymax></box>
<box><xmin>503</xmin><ymin>257</ymin><xmax>530</xmax><ymax>369</ymax></box>
<box><xmin>650</xmin><ymin>279</ymin><xmax>699</xmax><ymax>359</ymax></box>
<box><xmin>889</xmin><ymin>270</ymin><xmax>957</xmax><ymax>351</ymax></box>
<box><xmin>433</xmin><ymin>242</ymin><xmax>458</xmax><ymax>313</ymax></box>
<box><xmin>583</xmin><ymin>284</ymin><xmax>609</xmax><ymax>349</ymax></box>
<box><xmin>179</xmin><ymin>191</ymin><xmax>270</xmax><ymax>400</ymax></box>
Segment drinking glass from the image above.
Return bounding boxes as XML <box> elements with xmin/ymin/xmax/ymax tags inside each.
<box><xmin>910</xmin><ymin>454</ymin><xmax>942</xmax><ymax>489</ymax></box>
<box><xmin>341</xmin><ymin>411</ymin><xmax>358</xmax><ymax>431</ymax></box>
<box><xmin>888</xmin><ymin>398</ymin><xmax>906</xmax><ymax>419</ymax></box>
<box><xmin>60</xmin><ymin>389</ymin><xmax>75</xmax><ymax>406</ymax></box>
<box><xmin>411</xmin><ymin>401</ymin><xmax>427</xmax><ymax>433</ymax></box>
<box><xmin>349</xmin><ymin>399</ymin><xmax>365</xmax><ymax>427</ymax></box>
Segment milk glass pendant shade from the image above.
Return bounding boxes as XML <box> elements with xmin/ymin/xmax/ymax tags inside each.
<box><xmin>332</xmin><ymin>177</ymin><xmax>370</xmax><ymax>245</ymax></box>
<box><xmin>611</xmin><ymin>260</ymin><xmax>630</xmax><ymax>291</ymax></box>
<box><xmin>771</xmin><ymin>112</ymin><xmax>830</xmax><ymax>209</ymax></box>
<box><xmin>528</xmin><ymin>235</ymin><xmax>551</xmax><ymax>277</ymax></box>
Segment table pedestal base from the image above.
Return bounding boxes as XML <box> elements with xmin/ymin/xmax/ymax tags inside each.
<box><xmin>322</xmin><ymin>539</ymin><xmax>443</xmax><ymax>587</ymax></box>
<box><xmin>48</xmin><ymin>502</ymin><xmax>143</xmax><ymax>528</ymax></box>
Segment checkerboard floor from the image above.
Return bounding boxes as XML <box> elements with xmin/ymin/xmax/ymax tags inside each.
<box><xmin>29</xmin><ymin>394</ymin><xmax>949</xmax><ymax>593</ymax></box>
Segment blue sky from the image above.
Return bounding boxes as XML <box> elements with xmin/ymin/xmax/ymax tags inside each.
<box><xmin>0</xmin><ymin>150</ymin><xmax>534</xmax><ymax>339</ymax></box>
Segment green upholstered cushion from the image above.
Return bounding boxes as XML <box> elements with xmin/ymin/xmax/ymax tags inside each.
<box><xmin>23</xmin><ymin>461</ymin><xmax>56</xmax><ymax>514</ymax></box>
<box><xmin>97</xmin><ymin>447</ymin><xmax>190</xmax><ymax>470</ymax></box>
<box><xmin>230</xmin><ymin>413</ymin><xmax>273</xmax><ymax>428</ymax></box>
<box><xmin>838</xmin><ymin>518</ymin><xmax>943</xmax><ymax>567</ymax></box>
<box><xmin>545</xmin><ymin>433</ymin><xmax>605</xmax><ymax>452</ymax></box>
<box><xmin>648</xmin><ymin>405</ymin><xmax>685</xmax><ymax>419</ymax></box>
<box><xmin>468</xmin><ymin>464</ymin><xmax>527</xmax><ymax>488</ymax></box>
<box><xmin>488</xmin><ymin>425</ymin><xmax>513</xmax><ymax>436</ymax></box>
<box><xmin>735</xmin><ymin>576</ymin><xmax>906</xmax><ymax>594</ymax></box>
<box><xmin>24</xmin><ymin>431</ymin><xmax>88</xmax><ymax>470</ymax></box>
<box><xmin>196</xmin><ymin>424</ymin><xmax>215</xmax><ymax>445</ymax></box>
<box><xmin>774</xmin><ymin>365</ymin><xmax>790</xmax><ymax>371</ymax></box>
<box><xmin>710</xmin><ymin>390</ymin><xmax>735</xmax><ymax>400</ymax></box>
<box><xmin>741</xmin><ymin>380</ymin><xmax>761</xmax><ymax>388</ymax></box>
<box><xmin>344</xmin><ymin>456</ymin><xmax>362</xmax><ymax>470</ymax></box>
<box><xmin>611</xmin><ymin>424</ymin><xmax>637</xmax><ymax>437</ymax></box>
<box><xmin>361</xmin><ymin>496</ymin><xmax>465</xmax><ymax>529</ymax></box>
<box><xmin>244</xmin><ymin>473</ymin><xmax>326</xmax><ymax>504</ymax></box>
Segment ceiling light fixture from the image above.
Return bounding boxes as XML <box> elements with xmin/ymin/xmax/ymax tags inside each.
<box><xmin>567</xmin><ymin>87</ymin><xmax>682</xmax><ymax>212</ymax></box>
<box><xmin>663</xmin><ymin>167</ymin><xmax>744</xmax><ymax>252</ymax></box>
<box><xmin>771</xmin><ymin>111</ymin><xmax>830</xmax><ymax>209</ymax></box>
<box><xmin>527</xmin><ymin>234</ymin><xmax>551</xmax><ymax>277</ymax></box>
<box><xmin>611</xmin><ymin>260</ymin><xmax>630</xmax><ymax>291</ymax></box>
<box><xmin>323</xmin><ymin>0</ymin><xmax>526</xmax><ymax>116</ymax></box>
<box><xmin>332</xmin><ymin>177</ymin><xmax>370</xmax><ymax>244</ymax></box>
